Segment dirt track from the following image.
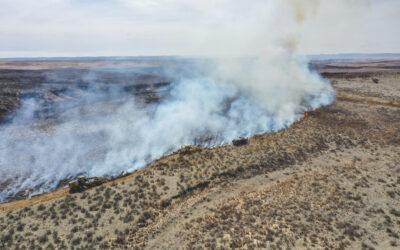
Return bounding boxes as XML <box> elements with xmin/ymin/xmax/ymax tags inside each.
<box><xmin>1</xmin><ymin>59</ymin><xmax>400</xmax><ymax>249</ymax></box>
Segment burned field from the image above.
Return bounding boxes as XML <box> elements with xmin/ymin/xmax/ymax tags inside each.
<box><xmin>1</xmin><ymin>58</ymin><xmax>400</xmax><ymax>249</ymax></box>
<box><xmin>0</xmin><ymin>58</ymin><xmax>181</xmax><ymax>201</ymax></box>
<box><xmin>0</xmin><ymin>59</ymin><xmax>174</xmax><ymax>123</ymax></box>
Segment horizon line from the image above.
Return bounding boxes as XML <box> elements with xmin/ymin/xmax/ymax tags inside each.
<box><xmin>0</xmin><ymin>53</ymin><xmax>400</xmax><ymax>61</ymax></box>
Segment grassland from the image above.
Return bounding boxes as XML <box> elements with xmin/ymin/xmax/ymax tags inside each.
<box><xmin>1</xmin><ymin>59</ymin><xmax>400</xmax><ymax>249</ymax></box>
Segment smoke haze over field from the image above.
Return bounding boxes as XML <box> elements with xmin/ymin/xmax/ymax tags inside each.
<box><xmin>0</xmin><ymin>60</ymin><xmax>334</xmax><ymax>201</ymax></box>
<box><xmin>1</xmin><ymin>0</ymin><xmax>385</xmax><ymax>200</ymax></box>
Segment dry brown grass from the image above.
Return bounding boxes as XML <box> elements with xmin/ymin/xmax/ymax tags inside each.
<box><xmin>1</xmin><ymin>60</ymin><xmax>400</xmax><ymax>249</ymax></box>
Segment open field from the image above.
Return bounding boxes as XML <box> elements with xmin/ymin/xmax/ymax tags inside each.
<box><xmin>1</xmin><ymin>58</ymin><xmax>400</xmax><ymax>249</ymax></box>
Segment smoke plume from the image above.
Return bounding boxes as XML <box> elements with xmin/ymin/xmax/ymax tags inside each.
<box><xmin>0</xmin><ymin>0</ymin><xmax>336</xmax><ymax>201</ymax></box>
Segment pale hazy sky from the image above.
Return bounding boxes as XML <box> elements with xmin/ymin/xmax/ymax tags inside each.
<box><xmin>0</xmin><ymin>0</ymin><xmax>399</xmax><ymax>57</ymax></box>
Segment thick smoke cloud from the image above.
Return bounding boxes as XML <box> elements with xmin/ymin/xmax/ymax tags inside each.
<box><xmin>0</xmin><ymin>0</ymin><xmax>341</xmax><ymax>200</ymax></box>
<box><xmin>0</xmin><ymin>59</ymin><xmax>333</xmax><ymax>201</ymax></box>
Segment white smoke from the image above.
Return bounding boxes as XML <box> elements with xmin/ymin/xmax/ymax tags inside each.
<box><xmin>0</xmin><ymin>0</ymin><xmax>336</xmax><ymax>201</ymax></box>
<box><xmin>0</xmin><ymin>58</ymin><xmax>333</xmax><ymax>201</ymax></box>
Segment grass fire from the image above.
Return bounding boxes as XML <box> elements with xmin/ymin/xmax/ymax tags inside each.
<box><xmin>0</xmin><ymin>0</ymin><xmax>399</xmax><ymax>249</ymax></box>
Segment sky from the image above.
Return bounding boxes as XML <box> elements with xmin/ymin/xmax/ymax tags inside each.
<box><xmin>0</xmin><ymin>0</ymin><xmax>399</xmax><ymax>57</ymax></box>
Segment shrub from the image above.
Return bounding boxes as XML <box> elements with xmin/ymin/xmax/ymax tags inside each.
<box><xmin>71</xmin><ymin>237</ymin><xmax>81</xmax><ymax>246</ymax></box>
<box><xmin>37</xmin><ymin>204</ymin><xmax>46</xmax><ymax>211</ymax></box>
<box><xmin>38</xmin><ymin>234</ymin><xmax>48</xmax><ymax>244</ymax></box>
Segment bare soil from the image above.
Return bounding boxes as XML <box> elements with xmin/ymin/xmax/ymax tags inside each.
<box><xmin>0</xmin><ymin>59</ymin><xmax>400</xmax><ymax>249</ymax></box>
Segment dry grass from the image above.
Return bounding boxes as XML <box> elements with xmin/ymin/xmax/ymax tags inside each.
<box><xmin>1</xmin><ymin>61</ymin><xmax>400</xmax><ymax>249</ymax></box>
